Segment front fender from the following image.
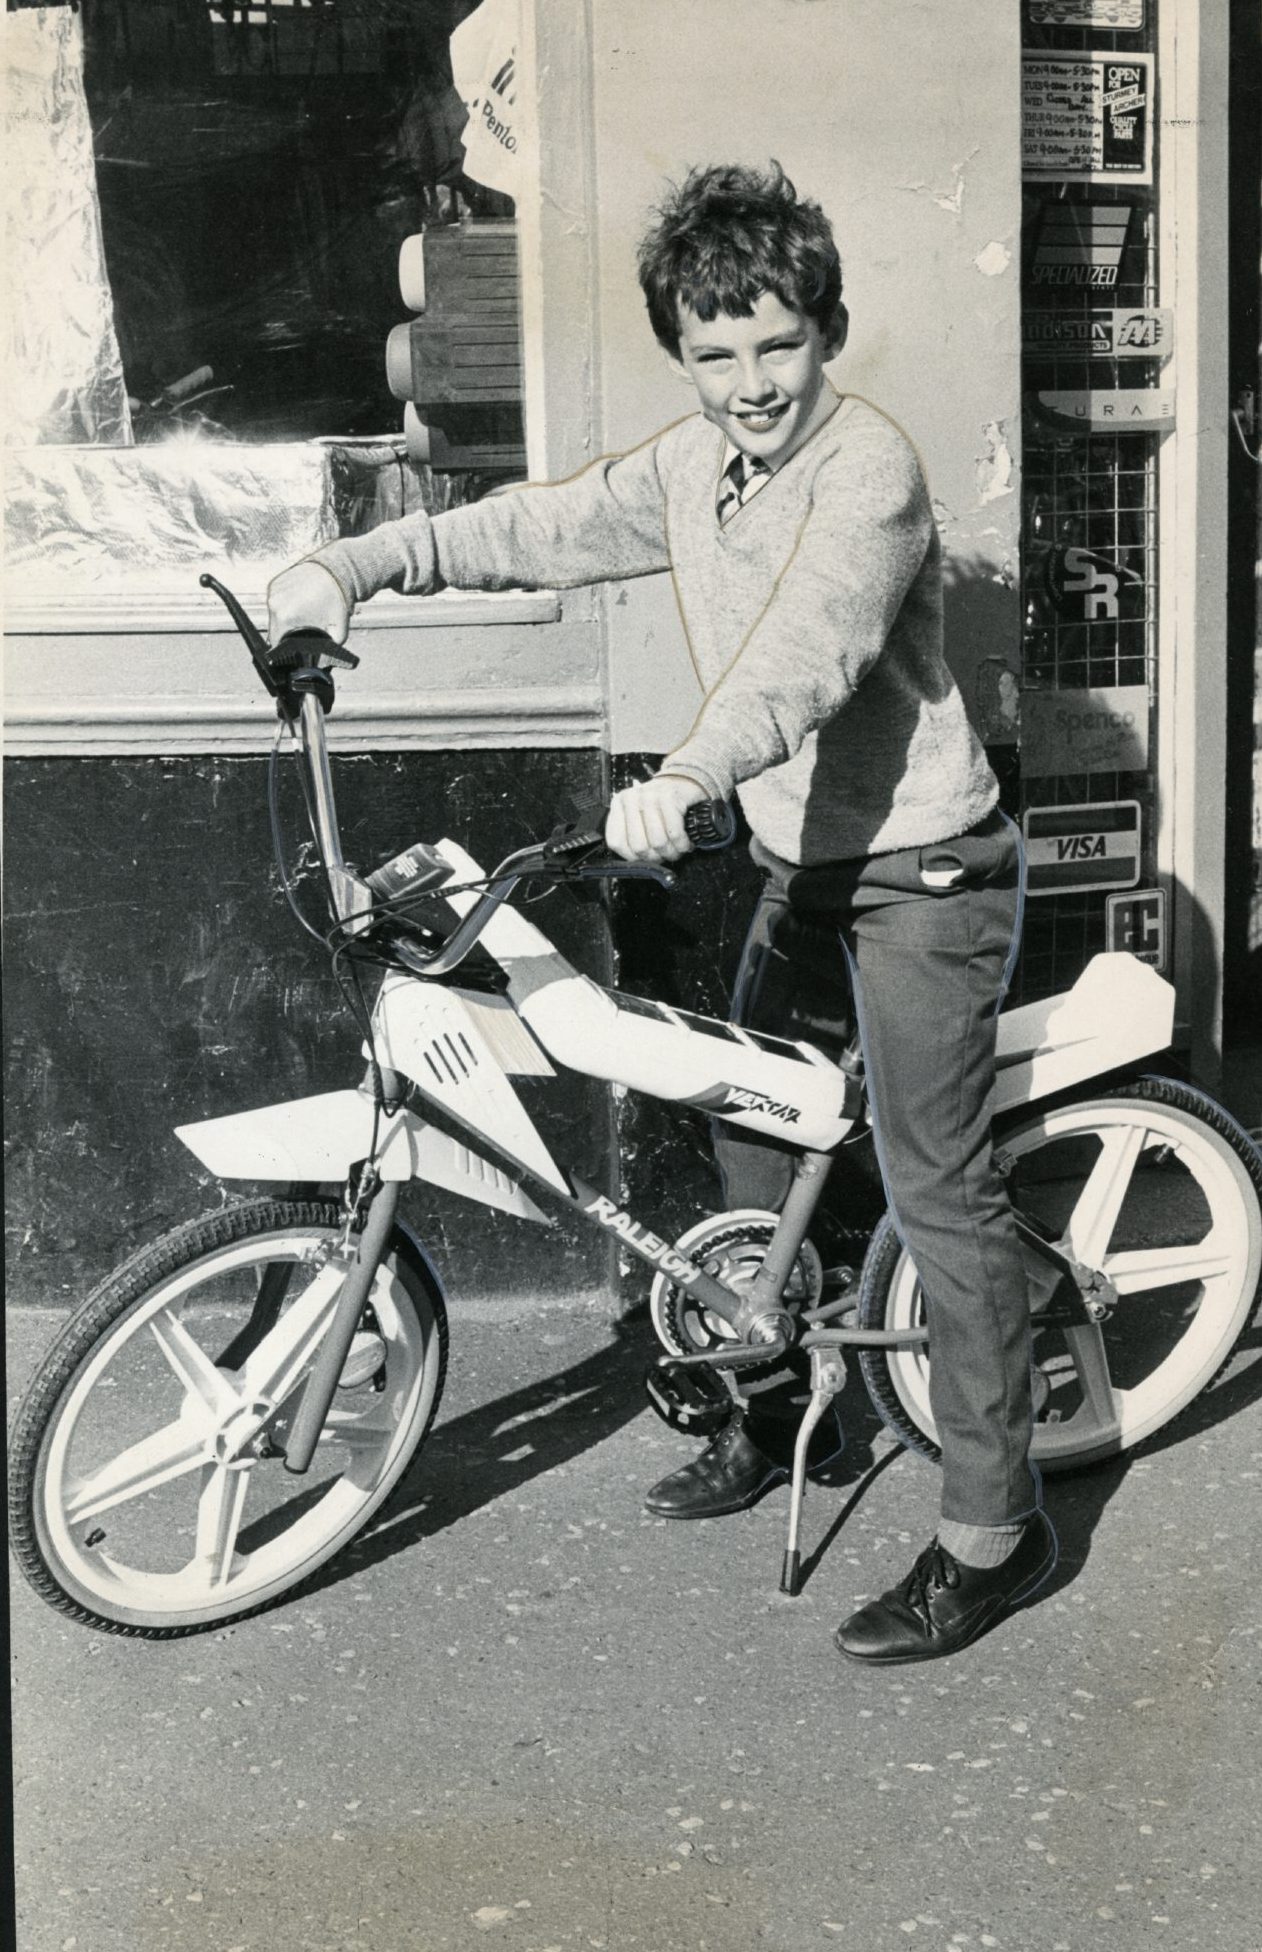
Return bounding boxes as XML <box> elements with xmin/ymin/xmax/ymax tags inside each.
<box><xmin>174</xmin><ymin>1089</ymin><xmax>549</xmax><ymax>1222</ymax></box>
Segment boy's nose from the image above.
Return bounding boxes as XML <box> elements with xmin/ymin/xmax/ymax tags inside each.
<box><xmin>736</xmin><ymin>359</ymin><xmax>776</xmax><ymax>404</ymax></box>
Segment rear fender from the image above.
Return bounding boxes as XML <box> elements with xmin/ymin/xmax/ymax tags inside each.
<box><xmin>174</xmin><ymin>1089</ymin><xmax>550</xmax><ymax>1222</ymax></box>
<box><xmin>994</xmin><ymin>953</ymin><xmax>1175</xmax><ymax>1114</ymax></box>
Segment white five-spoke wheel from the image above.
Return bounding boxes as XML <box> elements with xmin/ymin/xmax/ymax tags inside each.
<box><xmin>857</xmin><ymin>1080</ymin><xmax>1262</xmax><ymax>1471</ymax></box>
<box><xmin>8</xmin><ymin>1199</ymin><xmax>447</xmax><ymax>1636</ymax></box>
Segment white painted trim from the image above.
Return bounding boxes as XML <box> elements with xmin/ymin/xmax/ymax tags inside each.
<box><xmin>3</xmin><ymin>585</ymin><xmax>561</xmax><ymax>636</ymax></box>
<box><xmin>1155</xmin><ymin>0</ymin><xmax>1230</xmax><ymax>1078</ymax></box>
<box><xmin>4</xmin><ymin>684</ymin><xmax>605</xmax><ymax>756</ymax></box>
<box><xmin>516</xmin><ymin>0</ymin><xmax>549</xmax><ymax>482</ymax></box>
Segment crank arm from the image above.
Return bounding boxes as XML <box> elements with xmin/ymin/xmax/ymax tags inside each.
<box><xmin>801</xmin><ymin>1325</ymin><xmax>929</xmax><ymax>1350</ymax></box>
<box><xmin>656</xmin><ymin>1334</ymin><xmax>788</xmax><ymax>1372</ymax></box>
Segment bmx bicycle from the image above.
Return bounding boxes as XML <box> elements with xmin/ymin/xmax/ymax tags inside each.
<box><xmin>9</xmin><ymin>579</ymin><xmax>1262</xmax><ymax>1637</ymax></box>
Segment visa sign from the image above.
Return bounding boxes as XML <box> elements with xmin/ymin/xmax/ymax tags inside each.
<box><xmin>1023</xmin><ymin>801</ymin><xmax>1142</xmax><ymax>897</ymax></box>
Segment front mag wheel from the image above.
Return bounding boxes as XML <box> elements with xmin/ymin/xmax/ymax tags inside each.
<box><xmin>8</xmin><ymin>1197</ymin><xmax>448</xmax><ymax>1636</ymax></box>
<box><xmin>857</xmin><ymin>1079</ymin><xmax>1262</xmax><ymax>1472</ymax></box>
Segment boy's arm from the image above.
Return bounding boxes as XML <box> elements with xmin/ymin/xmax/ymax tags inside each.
<box><xmin>285</xmin><ymin>436</ymin><xmax>672</xmax><ymax>623</ymax></box>
<box><xmin>661</xmin><ymin>435</ymin><xmax>933</xmax><ymax>800</ymax></box>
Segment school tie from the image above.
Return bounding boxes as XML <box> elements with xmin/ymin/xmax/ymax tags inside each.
<box><xmin>715</xmin><ymin>450</ymin><xmax>772</xmax><ymax>525</ymax></box>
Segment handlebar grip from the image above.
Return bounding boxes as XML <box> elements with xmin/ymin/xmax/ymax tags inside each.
<box><xmin>683</xmin><ymin>799</ymin><xmax>737</xmax><ymax>851</ymax></box>
<box><xmin>545</xmin><ymin>796</ymin><xmax>735</xmax><ymax>864</ymax></box>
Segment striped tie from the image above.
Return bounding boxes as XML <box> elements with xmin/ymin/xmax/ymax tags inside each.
<box><xmin>716</xmin><ymin>451</ymin><xmax>772</xmax><ymax>525</ymax></box>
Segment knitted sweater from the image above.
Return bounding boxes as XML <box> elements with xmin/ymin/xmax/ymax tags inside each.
<box><xmin>313</xmin><ymin>394</ymin><xmax>997</xmax><ymax>864</ymax></box>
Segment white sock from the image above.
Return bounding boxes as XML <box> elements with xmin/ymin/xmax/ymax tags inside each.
<box><xmin>937</xmin><ymin>1517</ymin><xmax>1027</xmax><ymax>1569</ymax></box>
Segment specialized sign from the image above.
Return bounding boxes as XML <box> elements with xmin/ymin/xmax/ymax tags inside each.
<box><xmin>1023</xmin><ymin>307</ymin><xmax>1172</xmax><ymax>361</ymax></box>
<box><xmin>1034</xmin><ymin>388</ymin><xmax>1175</xmax><ymax>433</ymax></box>
<box><xmin>1023</xmin><ymin>801</ymin><xmax>1142</xmax><ymax>896</ymax></box>
<box><xmin>1023</xmin><ymin>55</ymin><xmax>1154</xmax><ymax>185</ymax></box>
<box><xmin>1020</xmin><ymin>686</ymin><xmax>1149</xmax><ymax>778</ymax></box>
<box><xmin>1027</xmin><ymin>204</ymin><xmax>1133</xmax><ymax>292</ymax></box>
<box><xmin>1105</xmin><ymin>888</ymin><xmax>1165</xmax><ymax>969</ymax></box>
<box><xmin>1028</xmin><ymin>0</ymin><xmax>1144</xmax><ymax>24</ymax></box>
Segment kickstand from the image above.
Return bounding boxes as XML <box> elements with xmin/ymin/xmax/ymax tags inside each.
<box><xmin>781</xmin><ymin>1349</ymin><xmax>847</xmax><ymax>1597</ymax></box>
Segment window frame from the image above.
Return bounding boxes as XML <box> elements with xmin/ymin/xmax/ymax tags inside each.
<box><xmin>4</xmin><ymin>0</ymin><xmax>606</xmax><ymax>756</ymax></box>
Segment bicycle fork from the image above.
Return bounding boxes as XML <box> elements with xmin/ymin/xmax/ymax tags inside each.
<box><xmin>283</xmin><ymin>1179</ymin><xmax>401</xmax><ymax>1475</ymax></box>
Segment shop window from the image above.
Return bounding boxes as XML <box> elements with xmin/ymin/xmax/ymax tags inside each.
<box><xmin>5</xmin><ymin>0</ymin><xmax>528</xmax><ymax>602</ymax></box>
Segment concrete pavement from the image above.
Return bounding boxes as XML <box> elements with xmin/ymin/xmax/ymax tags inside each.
<box><xmin>8</xmin><ymin>1299</ymin><xmax>1262</xmax><ymax>1952</ymax></box>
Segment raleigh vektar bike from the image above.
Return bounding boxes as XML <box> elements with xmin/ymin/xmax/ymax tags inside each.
<box><xmin>9</xmin><ymin>581</ymin><xmax>1261</xmax><ymax>1637</ymax></box>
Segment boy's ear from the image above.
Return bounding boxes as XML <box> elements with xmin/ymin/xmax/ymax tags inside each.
<box><xmin>825</xmin><ymin>304</ymin><xmax>850</xmax><ymax>361</ymax></box>
<box><xmin>662</xmin><ymin>345</ymin><xmax>693</xmax><ymax>384</ymax></box>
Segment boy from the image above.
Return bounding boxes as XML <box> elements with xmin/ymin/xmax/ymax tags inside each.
<box><xmin>269</xmin><ymin>162</ymin><xmax>1056</xmax><ymax>1663</ymax></box>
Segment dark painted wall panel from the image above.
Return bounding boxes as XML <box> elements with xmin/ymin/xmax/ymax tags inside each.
<box><xmin>5</xmin><ymin>750</ymin><xmax>616</xmax><ymax>1312</ymax></box>
<box><xmin>7</xmin><ymin>747</ymin><xmax>898</xmax><ymax>1323</ymax></box>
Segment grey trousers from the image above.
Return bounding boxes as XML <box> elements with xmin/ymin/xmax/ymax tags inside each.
<box><xmin>715</xmin><ymin>808</ymin><xmax>1040</xmax><ymax>1527</ymax></box>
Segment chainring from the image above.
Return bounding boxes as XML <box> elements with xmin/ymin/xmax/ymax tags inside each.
<box><xmin>649</xmin><ymin>1210</ymin><xmax>824</xmax><ymax>1363</ymax></box>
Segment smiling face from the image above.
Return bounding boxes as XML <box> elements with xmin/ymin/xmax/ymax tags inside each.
<box><xmin>668</xmin><ymin>289</ymin><xmax>844</xmax><ymax>469</ymax></box>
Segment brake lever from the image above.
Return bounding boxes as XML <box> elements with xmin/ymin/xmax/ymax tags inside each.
<box><xmin>538</xmin><ymin>823</ymin><xmax>676</xmax><ymax>890</ymax></box>
<box><xmin>200</xmin><ymin>572</ymin><xmax>280</xmax><ymax>697</ymax></box>
<box><xmin>578</xmin><ymin>861</ymin><xmax>677</xmax><ymax>890</ymax></box>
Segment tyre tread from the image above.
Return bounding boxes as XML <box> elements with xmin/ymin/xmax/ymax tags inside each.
<box><xmin>854</xmin><ymin>1077</ymin><xmax>1262</xmax><ymax>1472</ymax></box>
<box><xmin>8</xmin><ymin>1197</ymin><xmax>447</xmax><ymax>1639</ymax></box>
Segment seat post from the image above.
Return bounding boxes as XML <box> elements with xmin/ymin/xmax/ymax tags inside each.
<box><xmin>745</xmin><ymin>1149</ymin><xmax>834</xmax><ymax>1308</ymax></box>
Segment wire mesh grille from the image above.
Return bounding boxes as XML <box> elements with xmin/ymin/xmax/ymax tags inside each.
<box><xmin>1013</xmin><ymin>0</ymin><xmax>1161</xmax><ymax>1002</ymax></box>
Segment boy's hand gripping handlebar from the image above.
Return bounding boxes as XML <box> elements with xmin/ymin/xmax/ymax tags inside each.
<box><xmin>543</xmin><ymin>797</ymin><xmax>737</xmax><ymax>866</ymax></box>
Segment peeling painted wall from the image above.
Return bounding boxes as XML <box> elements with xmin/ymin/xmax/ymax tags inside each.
<box><xmin>584</xmin><ymin>0</ymin><xmax>1023</xmax><ymax>752</ymax></box>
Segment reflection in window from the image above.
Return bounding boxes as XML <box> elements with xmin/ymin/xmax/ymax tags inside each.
<box><xmin>83</xmin><ymin>0</ymin><xmax>515</xmax><ymax>444</ymax></box>
<box><xmin>6</xmin><ymin>1</ymin><xmax>528</xmax><ymax>594</ymax></box>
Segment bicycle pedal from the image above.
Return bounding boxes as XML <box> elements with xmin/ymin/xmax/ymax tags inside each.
<box><xmin>644</xmin><ymin>1358</ymin><xmax>732</xmax><ymax>1436</ymax></box>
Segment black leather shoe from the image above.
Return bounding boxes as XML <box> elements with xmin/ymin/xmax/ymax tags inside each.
<box><xmin>644</xmin><ymin>1412</ymin><xmax>843</xmax><ymax>1520</ymax></box>
<box><xmin>834</xmin><ymin>1512</ymin><xmax>1058</xmax><ymax>1665</ymax></box>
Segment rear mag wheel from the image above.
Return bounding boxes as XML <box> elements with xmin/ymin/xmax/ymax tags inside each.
<box><xmin>856</xmin><ymin>1079</ymin><xmax>1262</xmax><ymax>1471</ymax></box>
<box><xmin>7</xmin><ymin>1197</ymin><xmax>448</xmax><ymax>1637</ymax></box>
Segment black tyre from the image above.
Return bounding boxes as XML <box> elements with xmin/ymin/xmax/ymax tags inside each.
<box><xmin>856</xmin><ymin>1078</ymin><xmax>1262</xmax><ymax>1472</ymax></box>
<box><xmin>8</xmin><ymin>1197</ymin><xmax>448</xmax><ymax>1637</ymax></box>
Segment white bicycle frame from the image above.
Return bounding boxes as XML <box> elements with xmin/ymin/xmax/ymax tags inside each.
<box><xmin>177</xmin><ymin>856</ymin><xmax>1176</xmax><ymax>1230</ymax></box>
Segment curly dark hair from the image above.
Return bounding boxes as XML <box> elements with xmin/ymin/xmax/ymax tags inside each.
<box><xmin>636</xmin><ymin>161</ymin><xmax>845</xmax><ymax>355</ymax></box>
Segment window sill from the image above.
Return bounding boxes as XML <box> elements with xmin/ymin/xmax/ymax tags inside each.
<box><xmin>4</xmin><ymin>583</ymin><xmax>562</xmax><ymax>636</ymax></box>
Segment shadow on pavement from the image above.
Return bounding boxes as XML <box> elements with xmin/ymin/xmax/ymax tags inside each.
<box><xmin>1036</xmin><ymin>1321</ymin><xmax>1262</xmax><ymax>1600</ymax></box>
<box><xmin>293</xmin><ymin>1308</ymin><xmax>893</xmax><ymax>1605</ymax></box>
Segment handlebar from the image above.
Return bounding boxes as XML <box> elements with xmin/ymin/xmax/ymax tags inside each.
<box><xmin>201</xmin><ymin>574</ymin><xmax>736</xmax><ymax>973</ymax></box>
